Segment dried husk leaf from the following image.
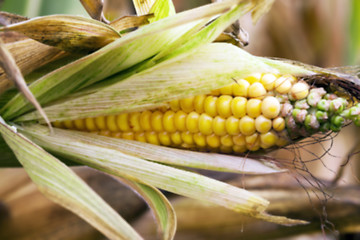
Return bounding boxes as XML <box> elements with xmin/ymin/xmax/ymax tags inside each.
<box><xmin>0</xmin><ymin>11</ymin><xmax>28</xmax><ymax>26</ymax></box>
<box><xmin>80</xmin><ymin>0</ymin><xmax>104</xmax><ymax>21</ymax></box>
<box><xmin>0</xmin><ymin>15</ymin><xmax>121</xmax><ymax>53</ymax></box>
<box><xmin>132</xmin><ymin>0</ymin><xmax>157</xmax><ymax>16</ymax></box>
<box><xmin>109</xmin><ymin>14</ymin><xmax>153</xmax><ymax>32</ymax></box>
<box><xmin>0</xmin><ymin>119</ymin><xmax>143</xmax><ymax>240</ymax></box>
<box><xmin>1</xmin><ymin>0</ymin><xmax>241</xmax><ymax>120</ymax></box>
<box><xmin>0</xmin><ymin>39</ymin><xmax>65</xmax><ymax>95</ymax></box>
<box><xmin>119</xmin><ymin>177</ymin><xmax>176</xmax><ymax>240</ymax></box>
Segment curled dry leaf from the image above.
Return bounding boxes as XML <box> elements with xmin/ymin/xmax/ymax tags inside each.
<box><xmin>0</xmin><ymin>11</ymin><xmax>28</xmax><ymax>26</ymax></box>
<box><xmin>80</xmin><ymin>0</ymin><xmax>108</xmax><ymax>23</ymax></box>
<box><xmin>0</xmin><ymin>15</ymin><xmax>121</xmax><ymax>53</ymax></box>
<box><xmin>109</xmin><ymin>14</ymin><xmax>153</xmax><ymax>32</ymax></box>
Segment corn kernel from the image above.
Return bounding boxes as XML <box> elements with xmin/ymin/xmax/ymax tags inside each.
<box><xmin>212</xmin><ymin>116</ymin><xmax>226</xmax><ymax>136</ymax></box>
<box><xmin>206</xmin><ymin>134</ymin><xmax>220</xmax><ymax>148</ymax></box>
<box><xmin>248</xmin><ymin>82</ymin><xmax>266</xmax><ymax>98</ymax></box>
<box><xmin>186</xmin><ymin>112</ymin><xmax>200</xmax><ymax>133</ymax></box>
<box><xmin>260</xmin><ymin>73</ymin><xmax>277</xmax><ymax>91</ymax></box>
<box><xmin>181</xmin><ymin>131</ymin><xmax>194</xmax><ymax>145</ymax></box>
<box><xmin>233</xmin><ymin>79</ymin><xmax>249</xmax><ymax>97</ymax></box>
<box><xmin>290</xmin><ymin>81</ymin><xmax>309</xmax><ymax>100</ymax></box>
<box><xmin>233</xmin><ymin>144</ymin><xmax>247</xmax><ymax>153</ymax></box>
<box><xmin>272</xmin><ymin>117</ymin><xmax>285</xmax><ymax>131</ymax></box>
<box><xmin>246</xmin><ymin>99</ymin><xmax>262</xmax><ymax>118</ymax></box>
<box><xmin>225</xmin><ymin>116</ymin><xmax>240</xmax><ymax>135</ymax></box>
<box><xmin>260</xmin><ymin>131</ymin><xmax>278</xmax><ymax>148</ymax></box>
<box><xmin>174</xmin><ymin>111</ymin><xmax>187</xmax><ymax>131</ymax></box>
<box><xmin>217</xmin><ymin>95</ymin><xmax>232</xmax><ymax>118</ymax></box>
<box><xmin>85</xmin><ymin>118</ymin><xmax>98</xmax><ymax>131</ymax></box>
<box><xmin>169</xmin><ymin>100</ymin><xmax>180</xmax><ymax>111</ymax></box>
<box><xmin>245</xmin><ymin>133</ymin><xmax>259</xmax><ymax>146</ymax></box>
<box><xmin>232</xmin><ymin>134</ymin><xmax>246</xmax><ymax>146</ymax></box>
<box><xmin>255</xmin><ymin>115</ymin><xmax>272</xmax><ymax>133</ymax></box>
<box><xmin>220</xmin><ymin>145</ymin><xmax>233</xmax><ymax>153</ymax></box>
<box><xmin>163</xmin><ymin>111</ymin><xmax>176</xmax><ymax>133</ymax></box>
<box><xmin>106</xmin><ymin>115</ymin><xmax>118</xmax><ymax>132</ymax></box>
<box><xmin>204</xmin><ymin>96</ymin><xmax>218</xmax><ymax>117</ymax></box>
<box><xmin>151</xmin><ymin>111</ymin><xmax>163</xmax><ymax>132</ymax></box>
<box><xmin>180</xmin><ymin>97</ymin><xmax>194</xmax><ymax>113</ymax></box>
<box><xmin>194</xmin><ymin>95</ymin><xmax>206</xmax><ymax>113</ymax></box>
<box><xmin>129</xmin><ymin>112</ymin><xmax>141</xmax><ymax>132</ymax></box>
<box><xmin>220</xmin><ymin>135</ymin><xmax>233</xmax><ymax>147</ymax></box>
<box><xmin>122</xmin><ymin>132</ymin><xmax>135</xmax><ymax>140</ymax></box>
<box><xmin>158</xmin><ymin>132</ymin><xmax>172</xmax><ymax>146</ymax></box>
<box><xmin>231</xmin><ymin>97</ymin><xmax>247</xmax><ymax>118</ymax></box>
<box><xmin>111</xmin><ymin>132</ymin><xmax>122</xmax><ymax>138</ymax></box>
<box><xmin>220</xmin><ymin>84</ymin><xmax>233</xmax><ymax>95</ymax></box>
<box><xmin>170</xmin><ymin>132</ymin><xmax>182</xmax><ymax>145</ymax></box>
<box><xmin>99</xmin><ymin>130</ymin><xmax>111</xmax><ymax>136</ymax></box>
<box><xmin>95</xmin><ymin>116</ymin><xmax>107</xmax><ymax>130</ymax></box>
<box><xmin>275</xmin><ymin>76</ymin><xmax>292</xmax><ymax>94</ymax></box>
<box><xmin>145</xmin><ymin>131</ymin><xmax>159</xmax><ymax>145</ymax></box>
<box><xmin>239</xmin><ymin>116</ymin><xmax>256</xmax><ymax>136</ymax></box>
<box><xmin>261</xmin><ymin>96</ymin><xmax>280</xmax><ymax>119</ymax></box>
<box><xmin>210</xmin><ymin>89</ymin><xmax>220</xmax><ymax>95</ymax></box>
<box><xmin>116</xmin><ymin>113</ymin><xmax>130</xmax><ymax>132</ymax></box>
<box><xmin>245</xmin><ymin>73</ymin><xmax>262</xmax><ymax>84</ymax></box>
<box><xmin>74</xmin><ymin>118</ymin><xmax>86</xmax><ymax>130</ymax></box>
<box><xmin>140</xmin><ymin>111</ymin><xmax>152</xmax><ymax>131</ymax></box>
<box><xmin>193</xmin><ymin>132</ymin><xmax>206</xmax><ymax>147</ymax></box>
<box><xmin>134</xmin><ymin>132</ymin><xmax>147</xmax><ymax>142</ymax></box>
<box><xmin>199</xmin><ymin>113</ymin><xmax>213</xmax><ymax>135</ymax></box>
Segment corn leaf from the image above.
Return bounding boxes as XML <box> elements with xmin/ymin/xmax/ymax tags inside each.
<box><xmin>0</xmin><ymin>11</ymin><xmax>28</xmax><ymax>25</ymax></box>
<box><xmin>19</xmin><ymin>43</ymin><xmax>314</xmax><ymax>122</ymax></box>
<box><xmin>0</xmin><ymin>15</ymin><xmax>120</xmax><ymax>53</ymax></box>
<box><xmin>0</xmin><ymin>119</ymin><xmax>143</xmax><ymax>240</ymax></box>
<box><xmin>80</xmin><ymin>0</ymin><xmax>104</xmax><ymax>21</ymax></box>
<box><xmin>0</xmin><ymin>0</ymin><xmax>240</xmax><ymax>120</ymax></box>
<box><xmin>20</xmin><ymin>124</ymin><xmax>306</xmax><ymax>226</ymax></box>
<box><xmin>109</xmin><ymin>14</ymin><xmax>153</xmax><ymax>32</ymax></box>
<box><xmin>119</xmin><ymin>177</ymin><xmax>176</xmax><ymax>240</ymax></box>
<box><xmin>132</xmin><ymin>0</ymin><xmax>176</xmax><ymax>21</ymax></box>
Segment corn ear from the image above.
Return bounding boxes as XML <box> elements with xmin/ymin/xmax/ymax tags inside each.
<box><xmin>0</xmin><ymin>15</ymin><xmax>121</xmax><ymax>53</ymax></box>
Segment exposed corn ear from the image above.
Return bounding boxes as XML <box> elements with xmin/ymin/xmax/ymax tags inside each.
<box><xmin>53</xmin><ymin>72</ymin><xmax>356</xmax><ymax>154</ymax></box>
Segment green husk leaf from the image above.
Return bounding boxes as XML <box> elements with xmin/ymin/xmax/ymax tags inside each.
<box><xmin>0</xmin><ymin>0</ymin><xmax>240</xmax><ymax>120</ymax></box>
<box><xmin>119</xmin><ymin>177</ymin><xmax>176</xmax><ymax>240</ymax></box>
<box><xmin>147</xmin><ymin>0</ymin><xmax>176</xmax><ymax>22</ymax></box>
<box><xmin>0</xmin><ymin>15</ymin><xmax>120</xmax><ymax>53</ymax></box>
<box><xmin>20</xmin><ymin>124</ymin><xmax>306</xmax><ymax>226</ymax></box>
<box><xmin>250</xmin><ymin>0</ymin><xmax>275</xmax><ymax>23</ymax></box>
<box><xmin>19</xmin><ymin>43</ymin><xmax>314</xmax><ymax>122</ymax></box>
<box><xmin>0</xmin><ymin>119</ymin><xmax>142</xmax><ymax>240</ymax></box>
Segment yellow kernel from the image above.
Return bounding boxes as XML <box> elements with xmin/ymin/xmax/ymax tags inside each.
<box><xmin>210</xmin><ymin>89</ymin><xmax>220</xmax><ymax>95</ymax></box>
<box><xmin>52</xmin><ymin>121</ymin><xmax>63</xmax><ymax>128</ymax></box>
<box><xmin>225</xmin><ymin>116</ymin><xmax>240</xmax><ymax>135</ymax></box>
<box><xmin>239</xmin><ymin>116</ymin><xmax>256</xmax><ymax>136</ymax></box>
<box><xmin>233</xmin><ymin>144</ymin><xmax>247</xmax><ymax>153</ymax></box>
<box><xmin>158</xmin><ymin>132</ymin><xmax>172</xmax><ymax>146</ymax></box>
<box><xmin>116</xmin><ymin>113</ymin><xmax>130</xmax><ymax>132</ymax></box>
<box><xmin>63</xmin><ymin>119</ymin><xmax>75</xmax><ymax>129</ymax></box>
<box><xmin>217</xmin><ymin>95</ymin><xmax>233</xmax><ymax>118</ymax></box>
<box><xmin>220</xmin><ymin>84</ymin><xmax>233</xmax><ymax>95</ymax></box>
<box><xmin>140</xmin><ymin>111</ymin><xmax>152</xmax><ymax>131</ymax></box>
<box><xmin>246</xmin><ymin>99</ymin><xmax>262</xmax><ymax>118</ymax></box>
<box><xmin>106</xmin><ymin>115</ymin><xmax>118</xmax><ymax>132</ymax></box>
<box><xmin>220</xmin><ymin>145</ymin><xmax>233</xmax><ymax>153</ymax></box>
<box><xmin>275</xmin><ymin>76</ymin><xmax>292</xmax><ymax>94</ymax></box>
<box><xmin>245</xmin><ymin>73</ymin><xmax>262</xmax><ymax>84</ymax></box>
<box><xmin>233</xmin><ymin>135</ymin><xmax>246</xmax><ymax>146</ymax></box>
<box><xmin>260</xmin><ymin>73</ymin><xmax>277</xmax><ymax>91</ymax></box>
<box><xmin>276</xmin><ymin>136</ymin><xmax>289</xmax><ymax>147</ymax></box>
<box><xmin>122</xmin><ymin>132</ymin><xmax>135</xmax><ymax>140</ymax></box>
<box><xmin>198</xmin><ymin>113</ymin><xmax>213</xmax><ymax>135</ymax></box>
<box><xmin>290</xmin><ymin>81</ymin><xmax>309</xmax><ymax>100</ymax></box>
<box><xmin>181</xmin><ymin>131</ymin><xmax>194</xmax><ymax>145</ymax></box>
<box><xmin>129</xmin><ymin>112</ymin><xmax>141</xmax><ymax>132</ymax></box>
<box><xmin>246</xmin><ymin>136</ymin><xmax>260</xmax><ymax>151</ymax></box>
<box><xmin>193</xmin><ymin>132</ymin><xmax>206</xmax><ymax>147</ymax></box>
<box><xmin>134</xmin><ymin>132</ymin><xmax>147</xmax><ymax>142</ymax></box>
<box><xmin>145</xmin><ymin>131</ymin><xmax>159</xmax><ymax>145</ymax></box>
<box><xmin>158</xmin><ymin>105</ymin><xmax>169</xmax><ymax>112</ymax></box>
<box><xmin>74</xmin><ymin>119</ymin><xmax>86</xmax><ymax>130</ymax></box>
<box><xmin>99</xmin><ymin>130</ymin><xmax>111</xmax><ymax>136</ymax></box>
<box><xmin>186</xmin><ymin>112</ymin><xmax>200</xmax><ymax>133</ymax></box>
<box><xmin>212</xmin><ymin>116</ymin><xmax>226</xmax><ymax>136</ymax></box>
<box><xmin>245</xmin><ymin>133</ymin><xmax>259</xmax><ymax>145</ymax></box>
<box><xmin>174</xmin><ymin>111</ymin><xmax>187</xmax><ymax>131</ymax></box>
<box><xmin>260</xmin><ymin>131</ymin><xmax>278</xmax><ymax>148</ymax></box>
<box><xmin>111</xmin><ymin>132</ymin><xmax>122</xmax><ymax>138</ymax></box>
<box><xmin>220</xmin><ymin>135</ymin><xmax>233</xmax><ymax>147</ymax></box>
<box><xmin>248</xmin><ymin>82</ymin><xmax>267</xmax><ymax>98</ymax></box>
<box><xmin>206</xmin><ymin>134</ymin><xmax>220</xmax><ymax>148</ymax></box>
<box><xmin>169</xmin><ymin>100</ymin><xmax>180</xmax><ymax>111</ymax></box>
<box><xmin>233</xmin><ymin>79</ymin><xmax>249</xmax><ymax>97</ymax></box>
<box><xmin>163</xmin><ymin>111</ymin><xmax>176</xmax><ymax>133</ymax></box>
<box><xmin>170</xmin><ymin>132</ymin><xmax>182</xmax><ymax>145</ymax></box>
<box><xmin>180</xmin><ymin>97</ymin><xmax>194</xmax><ymax>113</ymax></box>
<box><xmin>272</xmin><ymin>117</ymin><xmax>285</xmax><ymax>131</ymax></box>
<box><xmin>261</xmin><ymin>96</ymin><xmax>281</xmax><ymax>119</ymax></box>
<box><xmin>255</xmin><ymin>115</ymin><xmax>272</xmax><ymax>133</ymax></box>
<box><xmin>204</xmin><ymin>96</ymin><xmax>218</xmax><ymax>117</ymax></box>
<box><xmin>85</xmin><ymin>118</ymin><xmax>98</xmax><ymax>131</ymax></box>
<box><xmin>194</xmin><ymin>95</ymin><xmax>206</xmax><ymax>113</ymax></box>
<box><xmin>151</xmin><ymin>111</ymin><xmax>164</xmax><ymax>132</ymax></box>
<box><xmin>231</xmin><ymin>97</ymin><xmax>247</xmax><ymax>118</ymax></box>
<box><xmin>95</xmin><ymin>116</ymin><xmax>107</xmax><ymax>130</ymax></box>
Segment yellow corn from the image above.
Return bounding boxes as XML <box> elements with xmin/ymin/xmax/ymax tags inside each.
<box><xmin>54</xmin><ymin>73</ymin><xmax>324</xmax><ymax>154</ymax></box>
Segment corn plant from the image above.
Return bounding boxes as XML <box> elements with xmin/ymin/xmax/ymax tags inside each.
<box><xmin>0</xmin><ymin>0</ymin><xmax>359</xmax><ymax>239</ymax></box>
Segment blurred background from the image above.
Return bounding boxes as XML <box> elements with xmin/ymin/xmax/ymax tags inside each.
<box><xmin>0</xmin><ymin>0</ymin><xmax>360</xmax><ymax>239</ymax></box>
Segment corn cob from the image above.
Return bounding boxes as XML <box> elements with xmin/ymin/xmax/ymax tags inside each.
<box><xmin>53</xmin><ymin>73</ymin><xmax>358</xmax><ymax>154</ymax></box>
